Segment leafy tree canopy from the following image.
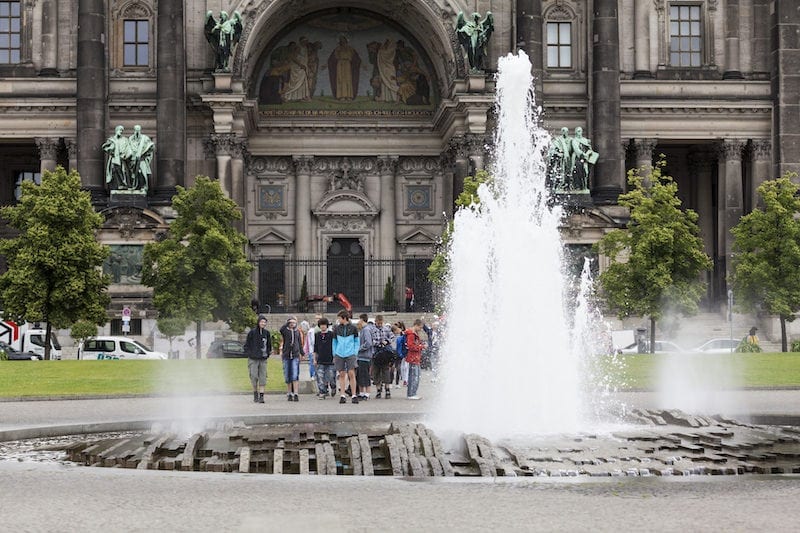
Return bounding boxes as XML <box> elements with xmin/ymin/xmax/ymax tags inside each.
<box><xmin>142</xmin><ymin>176</ymin><xmax>256</xmax><ymax>358</ymax></box>
<box><xmin>0</xmin><ymin>167</ymin><xmax>109</xmax><ymax>358</ymax></box>
<box><xmin>594</xmin><ymin>159</ymin><xmax>711</xmax><ymax>346</ymax></box>
<box><xmin>730</xmin><ymin>174</ymin><xmax>800</xmax><ymax>351</ymax></box>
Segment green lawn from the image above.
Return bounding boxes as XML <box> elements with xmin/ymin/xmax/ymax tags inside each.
<box><xmin>0</xmin><ymin>359</ymin><xmax>286</xmax><ymax>398</ymax></box>
<box><xmin>2</xmin><ymin>353</ymin><xmax>800</xmax><ymax>398</ymax></box>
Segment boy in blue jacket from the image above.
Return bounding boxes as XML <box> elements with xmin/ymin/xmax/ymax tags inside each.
<box><xmin>332</xmin><ymin>309</ymin><xmax>360</xmax><ymax>404</ymax></box>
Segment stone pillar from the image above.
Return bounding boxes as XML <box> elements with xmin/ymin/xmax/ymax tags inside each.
<box><xmin>66</xmin><ymin>139</ymin><xmax>78</xmax><ymax>173</ymax></box>
<box><xmin>517</xmin><ymin>0</ymin><xmax>543</xmax><ymax>104</ymax></box>
<box><xmin>633</xmin><ymin>138</ymin><xmax>658</xmax><ymax>173</ymax></box>
<box><xmin>467</xmin><ymin>134</ymin><xmax>486</xmax><ymax>173</ymax></box>
<box><xmin>633</xmin><ymin>0</ymin><xmax>652</xmax><ymax>78</ymax></box>
<box><xmin>230</xmin><ymin>139</ymin><xmax>247</xmax><ymax>231</ymax></box>
<box><xmin>752</xmin><ymin>0</ymin><xmax>770</xmax><ymax>76</ymax></box>
<box><xmin>35</xmin><ymin>137</ymin><xmax>60</xmax><ymax>174</ymax></box>
<box><xmin>751</xmin><ymin>139</ymin><xmax>771</xmax><ymax>209</ymax></box>
<box><xmin>293</xmin><ymin>156</ymin><xmax>313</xmax><ymax>259</ymax></box>
<box><xmin>771</xmin><ymin>1</ymin><xmax>800</xmax><ymax>178</ymax></box>
<box><xmin>440</xmin><ymin>152</ymin><xmax>455</xmax><ymax>219</ymax></box>
<box><xmin>76</xmin><ymin>0</ymin><xmax>106</xmax><ymax>194</ymax></box>
<box><xmin>378</xmin><ymin>156</ymin><xmax>398</xmax><ymax>260</ymax></box>
<box><xmin>719</xmin><ymin>139</ymin><xmax>745</xmax><ymax>282</ymax></box>
<box><xmin>40</xmin><ymin>0</ymin><xmax>58</xmax><ymax>75</ymax></box>
<box><xmin>210</xmin><ymin>134</ymin><xmax>233</xmax><ymax>197</ymax></box>
<box><xmin>155</xmin><ymin>0</ymin><xmax>186</xmax><ymax>201</ymax></box>
<box><xmin>449</xmin><ymin>136</ymin><xmax>470</xmax><ymax>206</ymax></box>
<box><xmin>723</xmin><ymin>0</ymin><xmax>743</xmax><ymax>79</ymax></box>
<box><xmin>591</xmin><ymin>0</ymin><xmax>624</xmax><ymax>203</ymax></box>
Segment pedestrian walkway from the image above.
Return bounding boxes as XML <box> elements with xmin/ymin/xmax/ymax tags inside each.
<box><xmin>2</xmin><ymin>375</ymin><xmax>799</xmax><ymax>441</ymax></box>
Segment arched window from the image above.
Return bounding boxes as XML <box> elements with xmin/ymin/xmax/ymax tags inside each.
<box><xmin>111</xmin><ymin>1</ymin><xmax>154</xmax><ymax>73</ymax></box>
<box><xmin>543</xmin><ymin>2</ymin><xmax>582</xmax><ymax>75</ymax></box>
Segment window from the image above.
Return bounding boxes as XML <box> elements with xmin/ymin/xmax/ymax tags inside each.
<box><xmin>14</xmin><ymin>171</ymin><xmax>41</xmax><ymax>201</ymax></box>
<box><xmin>123</xmin><ymin>19</ymin><xmax>149</xmax><ymax>66</ymax></box>
<box><xmin>546</xmin><ymin>22</ymin><xmax>572</xmax><ymax>68</ymax></box>
<box><xmin>0</xmin><ymin>1</ymin><xmax>21</xmax><ymax>64</ymax></box>
<box><xmin>669</xmin><ymin>5</ymin><xmax>701</xmax><ymax>67</ymax></box>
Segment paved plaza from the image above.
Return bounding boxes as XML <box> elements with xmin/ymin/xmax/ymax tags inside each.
<box><xmin>1</xmin><ymin>377</ymin><xmax>800</xmax><ymax>531</ymax></box>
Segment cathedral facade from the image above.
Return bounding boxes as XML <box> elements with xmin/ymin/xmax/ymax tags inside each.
<box><xmin>0</xmin><ymin>0</ymin><xmax>797</xmax><ymax>321</ymax></box>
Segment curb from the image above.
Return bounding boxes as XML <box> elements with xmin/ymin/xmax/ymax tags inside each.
<box><xmin>0</xmin><ymin>411</ymin><xmax>426</xmax><ymax>442</ymax></box>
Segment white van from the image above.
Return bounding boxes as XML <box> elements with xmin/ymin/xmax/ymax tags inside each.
<box><xmin>78</xmin><ymin>336</ymin><xmax>168</xmax><ymax>360</ymax></box>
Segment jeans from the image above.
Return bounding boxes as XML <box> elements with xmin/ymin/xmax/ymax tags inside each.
<box><xmin>407</xmin><ymin>363</ymin><xmax>420</xmax><ymax>397</ymax></box>
<box><xmin>282</xmin><ymin>357</ymin><xmax>300</xmax><ymax>384</ymax></box>
<box><xmin>315</xmin><ymin>363</ymin><xmax>336</xmax><ymax>394</ymax></box>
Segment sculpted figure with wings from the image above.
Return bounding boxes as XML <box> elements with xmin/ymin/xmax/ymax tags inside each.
<box><xmin>455</xmin><ymin>11</ymin><xmax>494</xmax><ymax>71</ymax></box>
<box><xmin>204</xmin><ymin>10</ymin><xmax>244</xmax><ymax>72</ymax></box>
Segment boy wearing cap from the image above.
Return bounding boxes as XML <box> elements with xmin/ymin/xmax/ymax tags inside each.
<box><xmin>280</xmin><ymin>316</ymin><xmax>304</xmax><ymax>401</ymax></box>
<box><xmin>243</xmin><ymin>314</ymin><xmax>271</xmax><ymax>403</ymax></box>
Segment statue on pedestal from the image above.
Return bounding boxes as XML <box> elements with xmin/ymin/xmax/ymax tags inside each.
<box><xmin>546</xmin><ymin>127</ymin><xmax>598</xmax><ymax>194</ymax></box>
<box><xmin>456</xmin><ymin>11</ymin><xmax>494</xmax><ymax>71</ymax></box>
<box><xmin>127</xmin><ymin>125</ymin><xmax>154</xmax><ymax>193</ymax></box>
<box><xmin>102</xmin><ymin>125</ymin><xmax>130</xmax><ymax>190</ymax></box>
<box><xmin>204</xmin><ymin>10</ymin><xmax>244</xmax><ymax>72</ymax></box>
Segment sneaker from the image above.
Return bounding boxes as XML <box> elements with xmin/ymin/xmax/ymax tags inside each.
<box><xmin>385</xmin><ymin>391</ymin><xmax>391</xmax><ymax>399</ymax></box>
<box><xmin>330</xmin><ymin>388</ymin><xmax>336</xmax><ymax>398</ymax></box>
<box><xmin>293</xmin><ymin>394</ymin><xmax>299</xmax><ymax>402</ymax></box>
<box><xmin>375</xmin><ymin>390</ymin><xmax>382</xmax><ymax>399</ymax></box>
<box><xmin>361</xmin><ymin>394</ymin><xmax>369</xmax><ymax>401</ymax></box>
<box><xmin>318</xmin><ymin>393</ymin><xmax>326</xmax><ymax>400</ymax></box>
<box><xmin>287</xmin><ymin>394</ymin><xmax>293</xmax><ymax>402</ymax></box>
<box><xmin>351</xmin><ymin>395</ymin><xmax>359</xmax><ymax>404</ymax></box>
<box><xmin>407</xmin><ymin>395</ymin><xmax>421</xmax><ymax>400</ymax></box>
<box><xmin>339</xmin><ymin>395</ymin><xmax>347</xmax><ymax>404</ymax></box>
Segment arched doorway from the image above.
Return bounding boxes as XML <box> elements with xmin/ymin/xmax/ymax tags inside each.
<box><xmin>327</xmin><ymin>237</ymin><xmax>364</xmax><ymax>311</ymax></box>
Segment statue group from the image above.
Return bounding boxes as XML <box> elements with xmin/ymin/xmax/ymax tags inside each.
<box><xmin>546</xmin><ymin>127</ymin><xmax>598</xmax><ymax>194</ymax></box>
<box><xmin>102</xmin><ymin>125</ymin><xmax>155</xmax><ymax>193</ymax></box>
<box><xmin>204</xmin><ymin>10</ymin><xmax>244</xmax><ymax>72</ymax></box>
<box><xmin>455</xmin><ymin>11</ymin><xmax>494</xmax><ymax>71</ymax></box>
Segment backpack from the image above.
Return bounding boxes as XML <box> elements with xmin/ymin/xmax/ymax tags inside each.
<box><xmin>397</xmin><ymin>334</ymin><xmax>408</xmax><ymax>358</ymax></box>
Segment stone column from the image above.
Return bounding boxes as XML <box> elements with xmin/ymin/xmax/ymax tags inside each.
<box><xmin>293</xmin><ymin>156</ymin><xmax>313</xmax><ymax>259</ymax></box>
<box><xmin>633</xmin><ymin>0</ymin><xmax>652</xmax><ymax>78</ymax></box>
<box><xmin>771</xmin><ymin>1</ymin><xmax>800</xmax><ymax>178</ymax></box>
<box><xmin>633</xmin><ymin>138</ymin><xmax>658</xmax><ymax>173</ymax></box>
<box><xmin>66</xmin><ymin>139</ymin><xmax>78</xmax><ymax>173</ymax></box>
<box><xmin>467</xmin><ymin>134</ymin><xmax>486</xmax><ymax>173</ymax></box>
<box><xmin>723</xmin><ymin>0</ymin><xmax>743</xmax><ymax>79</ymax></box>
<box><xmin>40</xmin><ymin>0</ymin><xmax>58</xmax><ymax>75</ymax></box>
<box><xmin>752</xmin><ymin>0</ymin><xmax>770</xmax><ymax>76</ymax></box>
<box><xmin>591</xmin><ymin>0</ymin><xmax>624</xmax><ymax>203</ymax></box>
<box><xmin>230</xmin><ymin>138</ymin><xmax>247</xmax><ymax>231</ymax></box>
<box><xmin>449</xmin><ymin>137</ymin><xmax>470</xmax><ymax>206</ymax></box>
<box><xmin>751</xmin><ymin>139</ymin><xmax>771</xmax><ymax>209</ymax></box>
<box><xmin>155</xmin><ymin>0</ymin><xmax>186</xmax><ymax>201</ymax></box>
<box><xmin>517</xmin><ymin>0</ymin><xmax>543</xmax><ymax>104</ymax></box>
<box><xmin>440</xmin><ymin>152</ymin><xmax>455</xmax><ymax>219</ymax></box>
<box><xmin>35</xmin><ymin>138</ymin><xmax>60</xmax><ymax>174</ymax></box>
<box><xmin>76</xmin><ymin>0</ymin><xmax>106</xmax><ymax>195</ymax></box>
<box><xmin>378</xmin><ymin>156</ymin><xmax>398</xmax><ymax>259</ymax></box>
<box><xmin>719</xmin><ymin>139</ymin><xmax>745</xmax><ymax>282</ymax></box>
<box><xmin>210</xmin><ymin>134</ymin><xmax>233</xmax><ymax>197</ymax></box>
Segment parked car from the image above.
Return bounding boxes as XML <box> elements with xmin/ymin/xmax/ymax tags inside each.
<box><xmin>0</xmin><ymin>341</ymin><xmax>40</xmax><ymax>360</ymax></box>
<box><xmin>206</xmin><ymin>339</ymin><xmax>247</xmax><ymax>358</ymax></box>
<box><xmin>620</xmin><ymin>340</ymin><xmax>684</xmax><ymax>354</ymax></box>
<box><xmin>78</xmin><ymin>336</ymin><xmax>168</xmax><ymax>360</ymax></box>
<box><xmin>691</xmin><ymin>338</ymin><xmax>740</xmax><ymax>354</ymax></box>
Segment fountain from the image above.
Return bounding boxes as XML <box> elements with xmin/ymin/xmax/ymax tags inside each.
<box><xmin>433</xmin><ymin>51</ymin><xmax>584</xmax><ymax>439</ymax></box>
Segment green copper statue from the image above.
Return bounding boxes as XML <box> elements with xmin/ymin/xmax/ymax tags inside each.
<box><xmin>547</xmin><ymin>127</ymin><xmax>598</xmax><ymax>193</ymax></box>
<box><xmin>204</xmin><ymin>10</ymin><xmax>244</xmax><ymax>72</ymax></box>
<box><xmin>456</xmin><ymin>11</ymin><xmax>494</xmax><ymax>71</ymax></box>
<box><xmin>102</xmin><ymin>124</ymin><xmax>154</xmax><ymax>193</ymax></box>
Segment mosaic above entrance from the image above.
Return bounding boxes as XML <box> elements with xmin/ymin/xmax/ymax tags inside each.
<box><xmin>257</xmin><ymin>11</ymin><xmax>436</xmax><ymax>116</ymax></box>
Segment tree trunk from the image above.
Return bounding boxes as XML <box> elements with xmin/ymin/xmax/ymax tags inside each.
<box><xmin>650</xmin><ymin>316</ymin><xmax>656</xmax><ymax>354</ymax></box>
<box><xmin>780</xmin><ymin>315</ymin><xmax>787</xmax><ymax>352</ymax></box>
<box><xmin>44</xmin><ymin>321</ymin><xmax>52</xmax><ymax>361</ymax></box>
<box><xmin>195</xmin><ymin>320</ymin><xmax>202</xmax><ymax>359</ymax></box>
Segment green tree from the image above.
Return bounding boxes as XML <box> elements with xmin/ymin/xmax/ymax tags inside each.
<box><xmin>429</xmin><ymin>170</ymin><xmax>491</xmax><ymax>287</ymax></box>
<box><xmin>383</xmin><ymin>276</ymin><xmax>396</xmax><ymax>311</ymax></box>
<box><xmin>730</xmin><ymin>174</ymin><xmax>800</xmax><ymax>352</ymax></box>
<box><xmin>595</xmin><ymin>159</ymin><xmax>711</xmax><ymax>353</ymax></box>
<box><xmin>0</xmin><ymin>167</ymin><xmax>109</xmax><ymax>360</ymax></box>
<box><xmin>142</xmin><ymin>176</ymin><xmax>256</xmax><ymax>359</ymax></box>
<box><xmin>157</xmin><ymin>315</ymin><xmax>190</xmax><ymax>359</ymax></box>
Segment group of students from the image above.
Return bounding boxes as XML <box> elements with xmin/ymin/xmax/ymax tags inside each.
<box><xmin>243</xmin><ymin>310</ymin><xmax>427</xmax><ymax>404</ymax></box>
